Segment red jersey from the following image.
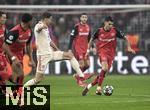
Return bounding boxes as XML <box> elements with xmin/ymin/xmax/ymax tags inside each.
<box><xmin>69</xmin><ymin>23</ymin><xmax>91</xmax><ymax>54</ymax></box>
<box><xmin>5</xmin><ymin>24</ymin><xmax>32</xmax><ymax>61</ymax></box>
<box><xmin>0</xmin><ymin>25</ymin><xmax>8</xmax><ymax>72</ymax></box>
<box><xmin>93</xmin><ymin>27</ymin><xmax>125</xmax><ymax>58</ymax></box>
<box><xmin>0</xmin><ymin>25</ymin><xmax>6</xmax><ymax>53</ymax></box>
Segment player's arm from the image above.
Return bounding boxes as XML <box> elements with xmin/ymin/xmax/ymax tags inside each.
<box><xmin>87</xmin><ymin>29</ymin><xmax>99</xmax><ymax>52</ymax></box>
<box><xmin>25</xmin><ymin>32</ymin><xmax>36</xmax><ymax>67</ymax></box>
<box><xmin>85</xmin><ymin>29</ymin><xmax>99</xmax><ymax>57</ymax></box>
<box><xmin>50</xmin><ymin>40</ymin><xmax>59</xmax><ymax>51</ymax></box>
<box><xmin>1</xmin><ymin>26</ymin><xmax>8</xmax><ymax>41</ymax></box>
<box><xmin>68</xmin><ymin>25</ymin><xmax>78</xmax><ymax>52</ymax></box>
<box><xmin>36</xmin><ymin>23</ymin><xmax>47</xmax><ymax>33</ymax></box>
<box><xmin>4</xmin><ymin>27</ymin><xmax>9</xmax><ymax>36</ymax></box>
<box><xmin>88</xmin><ymin>30</ymin><xmax>91</xmax><ymax>42</ymax></box>
<box><xmin>2</xmin><ymin>30</ymin><xmax>19</xmax><ymax>61</ymax></box>
<box><xmin>116</xmin><ymin>29</ymin><xmax>136</xmax><ymax>54</ymax></box>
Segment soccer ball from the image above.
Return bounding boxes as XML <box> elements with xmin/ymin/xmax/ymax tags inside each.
<box><xmin>103</xmin><ymin>85</ymin><xmax>114</xmax><ymax>96</ymax></box>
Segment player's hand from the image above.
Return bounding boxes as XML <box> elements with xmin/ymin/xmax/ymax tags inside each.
<box><xmin>92</xmin><ymin>48</ymin><xmax>97</xmax><ymax>55</ymax></box>
<box><xmin>127</xmin><ymin>47</ymin><xmax>136</xmax><ymax>54</ymax></box>
<box><xmin>68</xmin><ymin>50</ymin><xmax>72</xmax><ymax>53</ymax></box>
<box><xmin>38</xmin><ymin>24</ymin><xmax>47</xmax><ymax>32</ymax></box>
<box><xmin>12</xmin><ymin>57</ymin><xmax>21</xmax><ymax>67</ymax></box>
<box><xmin>56</xmin><ymin>48</ymin><xmax>60</xmax><ymax>51</ymax></box>
<box><xmin>85</xmin><ymin>49</ymin><xmax>90</xmax><ymax>58</ymax></box>
<box><xmin>41</xmin><ymin>24</ymin><xmax>48</xmax><ymax>29</ymax></box>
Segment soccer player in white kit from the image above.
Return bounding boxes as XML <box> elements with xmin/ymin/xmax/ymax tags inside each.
<box><xmin>24</xmin><ymin>12</ymin><xmax>86</xmax><ymax>87</ymax></box>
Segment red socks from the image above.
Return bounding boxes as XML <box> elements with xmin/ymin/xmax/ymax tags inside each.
<box><xmin>91</xmin><ymin>76</ymin><xmax>99</xmax><ymax>86</ymax></box>
<box><xmin>98</xmin><ymin>70</ymin><xmax>106</xmax><ymax>86</ymax></box>
<box><xmin>91</xmin><ymin>69</ymin><xmax>106</xmax><ymax>87</ymax></box>
<box><xmin>80</xmin><ymin>65</ymin><xmax>89</xmax><ymax>72</ymax></box>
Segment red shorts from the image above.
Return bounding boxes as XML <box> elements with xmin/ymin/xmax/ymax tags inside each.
<box><xmin>98</xmin><ymin>53</ymin><xmax>114</xmax><ymax>70</ymax></box>
<box><xmin>74</xmin><ymin>51</ymin><xmax>89</xmax><ymax>61</ymax></box>
<box><xmin>0</xmin><ymin>53</ymin><xmax>12</xmax><ymax>81</ymax></box>
<box><xmin>14</xmin><ymin>52</ymin><xmax>24</xmax><ymax>61</ymax></box>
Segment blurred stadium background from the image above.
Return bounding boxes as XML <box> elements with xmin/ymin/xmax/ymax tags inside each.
<box><xmin>0</xmin><ymin>1</ymin><xmax>150</xmax><ymax>110</ymax></box>
<box><xmin>0</xmin><ymin>0</ymin><xmax>150</xmax><ymax>74</ymax></box>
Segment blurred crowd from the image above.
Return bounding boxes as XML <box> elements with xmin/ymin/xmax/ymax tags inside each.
<box><xmin>0</xmin><ymin>0</ymin><xmax>150</xmax><ymax>52</ymax></box>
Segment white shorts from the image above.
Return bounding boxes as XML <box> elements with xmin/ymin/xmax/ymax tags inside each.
<box><xmin>36</xmin><ymin>51</ymin><xmax>64</xmax><ymax>73</ymax></box>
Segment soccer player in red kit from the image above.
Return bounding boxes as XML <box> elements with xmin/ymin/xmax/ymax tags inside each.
<box><xmin>82</xmin><ymin>16</ymin><xmax>135</xmax><ymax>96</ymax></box>
<box><xmin>0</xmin><ymin>11</ymin><xmax>11</xmax><ymax>92</ymax></box>
<box><xmin>2</xmin><ymin>13</ymin><xmax>35</xmax><ymax>96</ymax></box>
<box><xmin>68</xmin><ymin>13</ymin><xmax>93</xmax><ymax>87</ymax></box>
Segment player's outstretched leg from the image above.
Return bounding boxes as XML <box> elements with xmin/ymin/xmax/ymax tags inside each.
<box><xmin>24</xmin><ymin>72</ymin><xmax>44</xmax><ymax>88</ymax></box>
<box><xmin>63</xmin><ymin>51</ymin><xmax>88</xmax><ymax>87</ymax></box>
<box><xmin>96</xmin><ymin>69</ymin><xmax>107</xmax><ymax>95</ymax></box>
<box><xmin>82</xmin><ymin>61</ymin><xmax>108</xmax><ymax>96</ymax></box>
<box><xmin>82</xmin><ymin>75</ymin><xmax>98</xmax><ymax>96</ymax></box>
<box><xmin>77</xmin><ymin>57</ymin><xmax>94</xmax><ymax>80</ymax></box>
<box><xmin>95</xmin><ymin>61</ymin><xmax>108</xmax><ymax>95</ymax></box>
<box><xmin>82</xmin><ymin>83</ymin><xmax>92</xmax><ymax>96</ymax></box>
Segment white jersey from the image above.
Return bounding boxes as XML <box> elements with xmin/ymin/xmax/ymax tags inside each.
<box><xmin>34</xmin><ymin>21</ymin><xmax>53</xmax><ymax>55</ymax></box>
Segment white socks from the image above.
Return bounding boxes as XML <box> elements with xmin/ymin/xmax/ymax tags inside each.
<box><xmin>24</xmin><ymin>79</ymin><xmax>37</xmax><ymax>88</ymax></box>
<box><xmin>87</xmin><ymin>83</ymin><xmax>92</xmax><ymax>89</ymax></box>
<box><xmin>70</xmin><ymin>57</ymin><xmax>84</xmax><ymax>77</ymax></box>
<box><xmin>96</xmin><ymin>86</ymin><xmax>102</xmax><ymax>91</ymax></box>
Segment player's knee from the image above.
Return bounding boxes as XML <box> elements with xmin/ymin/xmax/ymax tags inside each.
<box><xmin>68</xmin><ymin>52</ymin><xmax>74</xmax><ymax>59</ymax></box>
<box><xmin>102</xmin><ymin>65</ymin><xmax>109</xmax><ymax>72</ymax></box>
<box><xmin>102</xmin><ymin>67</ymin><xmax>108</xmax><ymax>72</ymax></box>
<box><xmin>63</xmin><ymin>52</ymin><xmax>74</xmax><ymax>59</ymax></box>
<box><xmin>79</xmin><ymin>60</ymin><xmax>85</xmax><ymax>68</ymax></box>
<box><xmin>84</xmin><ymin>61</ymin><xmax>90</xmax><ymax>69</ymax></box>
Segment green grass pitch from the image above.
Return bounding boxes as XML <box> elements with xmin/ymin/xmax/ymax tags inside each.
<box><xmin>24</xmin><ymin>75</ymin><xmax>150</xmax><ymax>110</ymax></box>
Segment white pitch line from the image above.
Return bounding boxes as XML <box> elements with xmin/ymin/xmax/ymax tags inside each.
<box><xmin>52</xmin><ymin>92</ymin><xmax>150</xmax><ymax>98</ymax></box>
<box><xmin>114</xmin><ymin>94</ymin><xmax>150</xmax><ymax>97</ymax></box>
<box><xmin>53</xmin><ymin>99</ymin><xmax>150</xmax><ymax>105</ymax></box>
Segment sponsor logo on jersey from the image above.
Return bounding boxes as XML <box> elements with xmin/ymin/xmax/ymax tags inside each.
<box><xmin>79</xmin><ymin>32</ymin><xmax>89</xmax><ymax>36</ymax></box>
<box><xmin>79</xmin><ymin>29</ymin><xmax>83</xmax><ymax>31</ymax></box>
<box><xmin>17</xmin><ymin>39</ymin><xmax>29</xmax><ymax>43</ymax></box>
<box><xmin>100</xmin><ymin>34</ymin><xmax>104</xmax><ymax>37</ymax></box>
<box><xmin>99</xmin><ymin>38</ymin><xmax>115</xmax><ymax>42</ymax></box>
<box><xmin>111</xmin><ymin>33</ymin><xmax>115</xmax><ymax>36</ymax></box>
<box><xmin>0</xmin><ymin>34</ymin><xmax>4</xmax><ymax>38</ymax></box>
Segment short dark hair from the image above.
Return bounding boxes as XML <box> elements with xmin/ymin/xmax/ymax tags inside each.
<box><xmin>42</xmin><ymin>12</ymin><xmax>52</xmax><ymax>19</ymax></box>
<box><xmin>0</xmin><ymin>11</ymin><xmax>6</xmax><ymax>17</ymax></box>
<box><xmin>21</xmin><ymin>13</ymin><xmax>32</xmax><ymax>23</ymax></box>
<box><xmin>80</xmin><ymin>13</ymin><xmax>87</xmax><ymax>17</ymax></box>
<box><xmin>104</xmin><ymin>16</ymin><xmax>114</xmax><ymax>22</ymax></box>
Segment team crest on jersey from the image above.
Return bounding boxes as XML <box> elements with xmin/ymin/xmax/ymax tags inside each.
<box><xmin>111</xmin><ymin>33</ymin><xmax>115</xmax><ymax>37</ymax></box>
<box><xmin>79</xmin><ymin>55</ymin><xmax>83</xmax><ymax>59</ymax></box>
<box><xmin>100</xmin><ymin>34</ymin><xmax>104</xmax><ymax>37</ymax></box>
<box><xmin>19</xmin><ymin>35</ymin><xmax>23</xmax><ymax>38</ymax></box>
<box><xmin>80</xmin><ymin>29</ymin><xmax>83</xmax><ymax>31</ymax></box>
<box><xmin>86</xmin><ymin>28</ymin><xmax>89</xmax><ymax>32</ymax></box>
<box><xmin>28</xmin><ymin>32</ymin><xmax>31</xmax><ymax>36</ymax></box>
